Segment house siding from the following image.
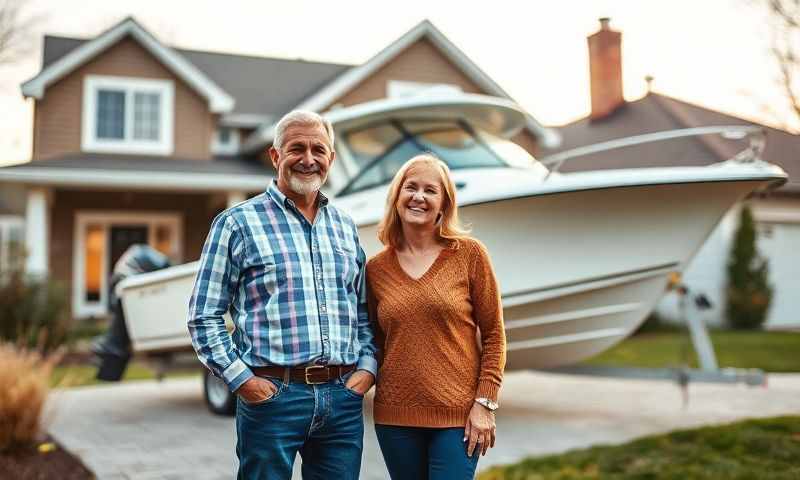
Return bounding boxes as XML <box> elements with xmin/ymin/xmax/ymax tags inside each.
<box><xmin>33</xmin><ymin>36</ymin><xmax>214</xmax><ymax>161</ymax></box>
<box><xmin>49</xmin><ymin>189</ymin><xmax>219</xmax><ymax>317</ymax></box>
<box><xmin>330</xmin><ymin>38</ymin><xmax>540</xmax><ymax>157</ymax></box>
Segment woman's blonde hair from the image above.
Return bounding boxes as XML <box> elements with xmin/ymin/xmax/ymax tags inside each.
<box><xmin>377</xmin><ymin>154</ymin><xmax>470</xmax><ymax>249</ymax></box>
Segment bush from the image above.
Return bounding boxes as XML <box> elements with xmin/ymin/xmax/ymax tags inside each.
<box><xmin>0</xmin><ymin>266</ymin><xmax>71</xmax><ymax>355</ymax></box>
<box><xmin>725</xmin><ymin>205</ymin><xmax>773</xmax><ymax>329</ymax></box>
<box><xmin>0</xmin><ymin>343</ymin><xmax>60</xmax><ymax>452</ymax></box>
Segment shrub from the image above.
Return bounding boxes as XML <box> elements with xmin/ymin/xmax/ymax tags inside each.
<box><xmin>0</xmin><ymin>261</ymin><xmax>71</xmax><ymax>354</ymax></box>
<box><xmin>725</xmin><ymin>205</ymin><xmax>773</xmax><ymax>329</ymax></box>
<box><xmin>0</xmin><ymin>343</ymin><xmax>60</xmax><ymax>452</ymax></box>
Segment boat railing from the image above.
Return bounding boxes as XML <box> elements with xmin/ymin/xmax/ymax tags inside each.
<box><xmin>538</xmin><ymin>125</ymin><xmax>766</xmax><ymax>180</ymax></box>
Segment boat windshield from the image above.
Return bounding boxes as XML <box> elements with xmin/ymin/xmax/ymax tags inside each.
<box><xmin>337</xmin><ymin>119</ymin><xmax>524</xmax><ymax>196</ymax></box>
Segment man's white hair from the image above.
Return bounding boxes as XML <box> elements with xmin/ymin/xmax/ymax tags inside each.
<box><xmin>273</xmin><ymin>110</ymin><xmax>335</xmax><ymax>150</ymax></box>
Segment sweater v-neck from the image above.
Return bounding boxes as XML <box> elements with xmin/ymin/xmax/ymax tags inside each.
<box><xmin>391</xmin><ymin>246</ymin><xmax>452</xmax><ymax>283</ymax></box>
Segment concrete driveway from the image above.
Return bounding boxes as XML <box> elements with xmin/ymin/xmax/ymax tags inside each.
<box><xmin>47</xmin><ymin>371</ymin><xmax>800</xmax><ymax>479</ymax></box>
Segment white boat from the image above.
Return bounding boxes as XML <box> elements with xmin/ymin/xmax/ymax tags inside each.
<box><xmin>118</xmin><ymin>94</ymin><xmax>787</xmax><ymax>373</ymax></box>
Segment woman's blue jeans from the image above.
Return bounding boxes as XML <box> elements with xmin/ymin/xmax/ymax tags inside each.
<box><xmin>375</xmin><ymin>424</ymin><xmax>480</xmax><ymax>479</ymax></box>
<box><xmin>235</xmin><ymin>372</ymin><xmax>365</xmax><ymax>479</ymax></box>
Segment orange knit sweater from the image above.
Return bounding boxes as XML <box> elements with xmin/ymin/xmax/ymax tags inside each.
<box><xmin>366</xmin><ymin>237</ymin><xmax>506</xmax><ymax>428</ymax></box>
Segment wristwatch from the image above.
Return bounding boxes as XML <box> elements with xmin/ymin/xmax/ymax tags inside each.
<box><xmin>474</xmin><ymin>397</ymin><xmax>499</xmax><ymax>412</ymax></box>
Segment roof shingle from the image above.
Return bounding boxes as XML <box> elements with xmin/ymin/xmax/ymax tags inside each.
<box><xmin>549</xmin><ymin>93</ymin><xmax>799</xmax><ymax>192</ymax></box>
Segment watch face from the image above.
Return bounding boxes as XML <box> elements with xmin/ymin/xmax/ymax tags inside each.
<box><xmin>477</xmin><ymin>398</ymin><xmax>498</xmax><ymax>411</ymax></box>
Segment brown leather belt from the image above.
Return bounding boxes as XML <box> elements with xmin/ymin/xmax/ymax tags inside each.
<box><xmin>251</xmin><ymin>364</ymin><xmax>356</xmax><ymax>385</ymax></box>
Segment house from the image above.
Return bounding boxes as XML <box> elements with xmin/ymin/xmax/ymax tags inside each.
<box><xmin>0</xmin><ymin>17</ymin><xmax>556</xmax><ymax>319</ymax></box>
<box><xmin>546</xmin><ymin>18</ymin><xmax>800</xmax><ymax>330</ymax></box>
<box><xmin>3</xmin><ymin>15</ymin><xmax>795</xmax><ymax>329</ymax></box>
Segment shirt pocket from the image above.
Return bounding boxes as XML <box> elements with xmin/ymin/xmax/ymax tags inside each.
<box><xmin>332</xmin><ymin>246</ymin><xmax>359</xmax><ymax>292</ymax></box>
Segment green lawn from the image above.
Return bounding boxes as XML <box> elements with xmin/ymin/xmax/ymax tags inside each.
<box><xmin>583</xmin><ymin>330</ymin><xmax>800</xmax><ymax>372</ymax></box>
<box><xmin>51</xmin><ymin>330</ymin><xmax>798</xmax><ymax>388</ymax></box>
<box><xmin>479</xmin><ymin>416</ymin><xmax>800</xmax><ymax>480</ymax></box>
<box><xmin>51</xmin><ymin>360</ymin><xmax>200</xmax><ymax>388</ymax></box>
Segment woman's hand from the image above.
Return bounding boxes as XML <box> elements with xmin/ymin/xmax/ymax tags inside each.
<box><xmin>464</xmin><ymin>401</ymin><xmax>496</xmax><ymax>456</ymax></box>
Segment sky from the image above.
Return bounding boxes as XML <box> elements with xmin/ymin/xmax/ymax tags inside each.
<box><xmin>0</xmin><ymin>0</ymin><xmax>794</xmax><ymax>167</ymax></box>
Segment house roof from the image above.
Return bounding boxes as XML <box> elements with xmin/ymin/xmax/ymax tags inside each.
<box><xmin>242</xmin><ymin>19</ymin><xmax>561</xmax><ymax>152</ymax></box>
<box><xmin>40</xmin><ymin>34</ymin><xmax>355</xmax><ymax>128</ymax></box>
<box><xmin>33</xmin><ymin>18</ymin><xmax>557</xmax><ymax>151</ymax></box>
<box><xmin>22</xmin><ymin>17</ymin><xmax>235</xmax><ymax>113</ymax></box>
<box><xmin>546</xmin><ymin>92</ymin><xmax>799</xmax><ymax>192</ymax></box>
<box><xmin>0</xmin><ymin>154</ymin><xmax>275</xmax><ymax>192</ymax></box>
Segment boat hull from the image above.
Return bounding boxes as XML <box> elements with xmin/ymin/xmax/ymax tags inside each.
<box><xmin>119</xmin><ymin>176</ymin><xmax>778</xmax><ymax>369</ymax></box>
<box><xmin>356</xmin><ymin>179</ymin><xmax>769</xmax><ymax>369</ymax></box>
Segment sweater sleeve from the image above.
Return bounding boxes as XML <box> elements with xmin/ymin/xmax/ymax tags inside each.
<box><xmin>367</xmin><ymin>282</ymin><xmax>386</xmax><ymax>370</ymax></box>
<box><xmin>468</xmin><ymin>239</ymin><xmax>506</xmax><ymax>402</ymax></box>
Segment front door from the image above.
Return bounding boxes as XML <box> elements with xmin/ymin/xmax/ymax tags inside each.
<box><xmin>109</xmin><ymin>225</ymin><xmax>148</xmax><ymax>272</ymax></box>
<box><xmin>74</xmin><ymin>212</ymin><xmax>183</xmax><ymax>319</ymax></box>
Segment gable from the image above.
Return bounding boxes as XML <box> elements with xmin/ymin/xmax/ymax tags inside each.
<box><xmin>328</xmin><ymin>38</ymin><xmax>542</xmax><ymax>156</ymax></box>
<box><xmin>243</xmin><ymin>20</ymin><xmax>560</xmax><ymax>153</ymax></box>
<box><xmin>331</xmin><ymin>38</ymin><xmax>482</xmax><ymax>107</ymax></box>
<box><xmin>22</xmin><ymin>18</ymin><xmax>233</xmax><ymax>113</ymax></box>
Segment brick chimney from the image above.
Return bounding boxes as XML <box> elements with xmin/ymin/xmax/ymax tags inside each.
<box><xmin>587</xmin><ymin>17</ymin><xmax>623</xmax><ymax>119</ymax></box>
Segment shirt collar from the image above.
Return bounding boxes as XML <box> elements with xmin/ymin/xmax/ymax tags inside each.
<box><xmin>266</xmin><ymin>179</ymin><xmax>329</xmax><ymax>212</ymax></box>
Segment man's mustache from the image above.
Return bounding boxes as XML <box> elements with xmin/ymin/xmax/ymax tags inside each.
<box><xmin>291</xmin><ymin>165</ymin><xmax>321</xmax><ymax>174</ymax></box>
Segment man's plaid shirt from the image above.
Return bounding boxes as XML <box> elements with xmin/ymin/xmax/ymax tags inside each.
<box><xmin>188</xmin><ymin>181</ymin><xmax>377</xmax><ymax>392</ymax></box>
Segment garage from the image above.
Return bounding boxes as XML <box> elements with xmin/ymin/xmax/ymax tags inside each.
<box><xmin>757</xmin><ymin>221</ymin><xmax>800</xmax><ymax>331</ymax></box>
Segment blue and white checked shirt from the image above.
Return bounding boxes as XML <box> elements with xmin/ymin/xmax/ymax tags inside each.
<box><xmin>188</xmin><ymin>181</ymin><xmax>377</xmax><ymax>392</ymax></box>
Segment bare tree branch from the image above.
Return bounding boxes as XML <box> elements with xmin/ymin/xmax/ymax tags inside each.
<box><xmin>0</xmin><ymin>0</ymin><xmax>41</xmax><ymax>67</ymax></box>
<box><xmin>763</xmin><ymin>0</ymin><xmax>800</xmax><ymax>128</ymax></box>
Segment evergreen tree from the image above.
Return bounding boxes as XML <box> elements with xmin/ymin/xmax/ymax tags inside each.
<box><xmin>725</xmin><ymin>204</ymin><xmax>773</xmax><ymax>329</ymax></box>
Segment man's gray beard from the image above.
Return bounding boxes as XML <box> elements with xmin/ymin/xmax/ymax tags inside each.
<box><xmin>288</xmin><ymin>172</ymin><xmax>324</xmax><ymax>196</ymax></box>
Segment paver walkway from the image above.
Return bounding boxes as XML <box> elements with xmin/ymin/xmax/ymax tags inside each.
<box><xmin>47</xmin><ymin>371</ymin><xmax>800</xmax><ymax>479</ymax></box>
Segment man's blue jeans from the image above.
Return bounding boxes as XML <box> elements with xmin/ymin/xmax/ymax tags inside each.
<box><xmin>235</xmin><ymin>371</ymin><xmax>364</xmax><ymax>479</ymax></box>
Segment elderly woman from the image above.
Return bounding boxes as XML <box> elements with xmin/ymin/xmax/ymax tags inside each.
<box><xmin>366</xmin><ymin>154</ymin><xmax>506</xmax><ymax>479</ymax></box>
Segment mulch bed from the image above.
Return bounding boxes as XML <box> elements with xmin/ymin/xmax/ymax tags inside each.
<box><xmin>0</xmin><ymin>434</ymin><xmax>94</xmax><ymax>479</ymax></box>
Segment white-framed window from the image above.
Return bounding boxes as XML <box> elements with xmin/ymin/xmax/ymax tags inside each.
<box><xmin>211</xmin><ymin>127</ymin><xmax>240</xmax><ymax>155</ymax></box>
<box><xmin>0</xmin><ymin>216</ymin><xmax>24</xmax><ymax>274</ymax></box>
<box><xmin>72</xmin><ymin>211</ymin><xmax>183</xmax><ymax>318</ymax></box>
<box><xmin>387</xmin><ymin>80</ymin><xmax>462</xmax><ymax>98</ymax></box>
<box><xmin>82</xmin><ymin>75</ymin><xmax>175</xmax><ymax>155</ymax></box>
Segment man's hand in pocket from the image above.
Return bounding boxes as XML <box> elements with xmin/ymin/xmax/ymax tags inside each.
<box><xmin>345</xmin><ymin>370</ymin><xmax>375</xmax><ymax>395</ymax></box>
<box><xmin>236</xmin><ymin>376</ymin><xmax>277</xmax><ymax>404</ymax></box>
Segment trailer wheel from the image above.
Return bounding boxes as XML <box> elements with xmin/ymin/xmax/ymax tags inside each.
<box><xmin>203</xmin><ymin>369</ymin><xmax>236</xmax><ymax>416</ymax></box>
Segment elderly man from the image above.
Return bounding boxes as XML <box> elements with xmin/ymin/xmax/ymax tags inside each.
<box><xmin>188</xmin><ymin>110</ymin><xmax>376</xmax><ymax>479</ymax></box>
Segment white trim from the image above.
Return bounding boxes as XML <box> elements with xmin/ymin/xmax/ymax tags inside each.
<box><xmin>211</xmin><ymin>127</ymin><xmax>241</xmax><ymax>155</ymax></box>
<box><xmin>220</xmin><ymin>113</ymin><xmax>274</xmax><ymax>128</ymax></box>
<box><xmin>24</xmin><ymin>188</ymin><xmax>50</xmax><ymax>277</ymax></box>
<box><xmin>0</xmin><ymin>215</ymin><xmax>24</xmax><ymax>272</ymax></box>
<box><xmin>0</xmin><ymin>167</ymin><xmax>273</xmax><ymax>192</ymax></box>
<box><xmin>72</xmin><ymin>211</ymin><xmax>183</xmax><ymax>318</ymax></box>
<box><xmin>21</xmin><ymin>17</ymin><xmax>234</xmax><ymax>113</ymax></box>
<box><xmin>243</xmin><ymin>20</ymin><xmax>559</xmax><ymax>152</ymax></box>
<box><xmin>82</xmin><ymin>75</ymin><xmax>175</xmax><ymax>155</ymax></box>
<box><xmin>387</xmin><ymin>80</ymin><xmax>462</xmax><ymax>98</ymax></box>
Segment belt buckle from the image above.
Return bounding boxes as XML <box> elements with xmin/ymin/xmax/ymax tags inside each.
<box><xmin>304</xmin><ymin>365</ymin><xmax>328</xmax><ymax>385</ymax></box>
